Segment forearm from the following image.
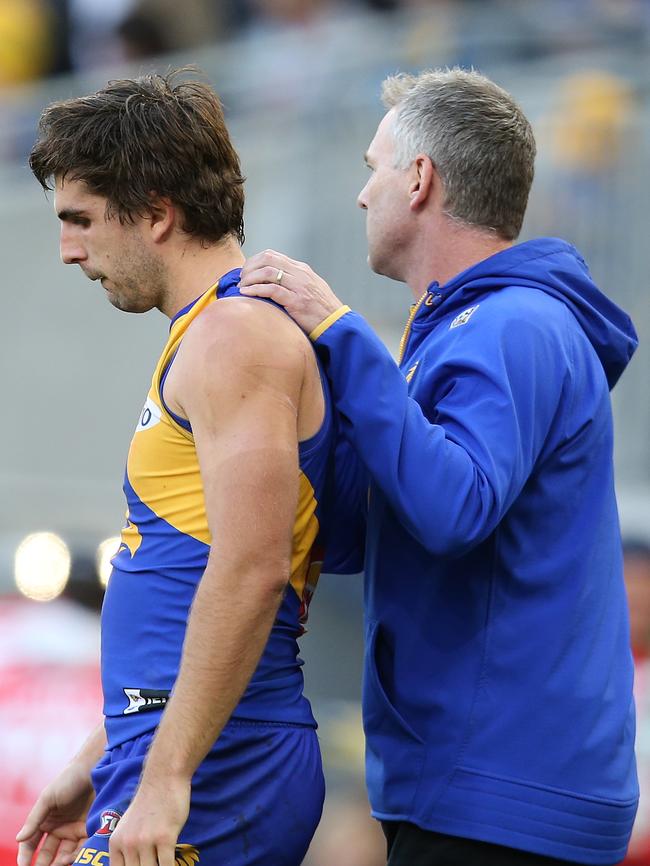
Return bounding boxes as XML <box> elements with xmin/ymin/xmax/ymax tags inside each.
<box><xmin>140</xmin><ymin>559</ymin><xmax>286</xmax><ymax>783</ymax></box>
<box><xmin>69</xmin><ymin>721</ymin><xmax>106</xmax><ymax>775</ymax></box>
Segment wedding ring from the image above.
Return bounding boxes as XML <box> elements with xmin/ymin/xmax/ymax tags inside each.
<box><xmin>275</xmin><ymin>269</ymin><xmax>284</xmax><ymax>285</ymax></box>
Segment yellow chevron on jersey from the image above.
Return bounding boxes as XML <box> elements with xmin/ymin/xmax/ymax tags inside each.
<box><xmin>120</xmin><ymin>517</ymin><xmax>142</xmax><ymax>558</ymax></box>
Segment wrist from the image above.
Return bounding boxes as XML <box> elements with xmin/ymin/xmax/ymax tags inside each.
<box><xmin>139</xmin><ymin>762</ymin><xmax>193</xmax><ymax>793</ymax></box>
<box><xmin>72</xmin><ymin>747</ymin><xmax>103</xmax><ymax>778</ymax></box>
<box><xmin>141</xmin><ymin>742</ymin><xmax>194</xmax><ymax>786</ymax></box>
<box><xmin>72</xmin><ymin>722</ymin><xmax>106</xmax><ymax>774</ymax></box>
<box><xmin>309</xmin><ymin>305</ymin><xmax>351</xmax><ymax>341</ymax></box>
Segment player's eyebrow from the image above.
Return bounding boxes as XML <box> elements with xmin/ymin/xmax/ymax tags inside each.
<box><xmin>57</xmin><ymin>207</ymin><xmax>90</xmax><ymax>222</ymax></box>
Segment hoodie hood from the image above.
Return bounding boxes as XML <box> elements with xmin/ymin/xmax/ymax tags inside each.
<box><xmin>418</xmin><ymin>238</ymin><xmax>637</xmax><ymax>389</ymax></box>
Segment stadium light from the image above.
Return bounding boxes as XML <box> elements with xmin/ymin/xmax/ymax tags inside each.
<box><xmin>14</xmin><ymin>532</ymin><xmax>71</xmax><ymax>602</ymax></box>
<box><xmin>96</xmin><ymin>536</ymin><xmax>121</xmax><ymax>588</ymax></box>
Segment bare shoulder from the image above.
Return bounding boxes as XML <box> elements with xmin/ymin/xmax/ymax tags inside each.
<box><xmin>167</xmin><ymin>298</ymin><xmax>312</xmax><ymax>418</ymax></box>
<box><xmin>183</xmin><ymin>297</ymin><xmax>309</xmax><ymax>371</ymax></box>
<box><xmin>166</xmin><ymin>297</ymin><xmax>324</xmax><ymax>439</ymax></box>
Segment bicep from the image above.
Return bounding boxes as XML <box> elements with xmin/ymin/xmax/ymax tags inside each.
<box><xmin>187</xmin><ymin>354</ymin><xmax>302</xmax><ymax>574</ymax></box>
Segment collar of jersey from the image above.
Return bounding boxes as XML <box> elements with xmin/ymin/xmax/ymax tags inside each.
<box><xmin>168</xmin><ymin>267</ymin><xmax>242</xmax><ymax>331</ymax></box>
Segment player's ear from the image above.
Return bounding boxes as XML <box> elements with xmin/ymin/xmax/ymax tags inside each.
<box><xmin>408</xmin><ymin>154</ymin><xmax>435</xmax><ymax>211</ymax></box>
<box><xmin>148</xmin><ymin>195</ymin><xmax>176</xmax><ymax>243</ymax></box>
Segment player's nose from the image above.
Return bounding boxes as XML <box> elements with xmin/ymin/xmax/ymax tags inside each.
<box><xmin>59</xmin><ymin>225</ymin><xmax>87</xmax><ymax>265</ymax></box>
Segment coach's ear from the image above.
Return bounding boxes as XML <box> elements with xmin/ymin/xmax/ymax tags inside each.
<box><xmin>408</xmin><ymin>154</ymin><xmax>436</xmax><ymax>211</ymax></box>
<box><xmin>148</xmin><ymin>195</ymin><xmax>176</xmax><ymax>243</ymax></box>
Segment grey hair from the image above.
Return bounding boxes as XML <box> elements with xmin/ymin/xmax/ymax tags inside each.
<box><xmin>382</xmin><ymin>68</ymin><xmax>536</xmax><ymax>240</ymax></box>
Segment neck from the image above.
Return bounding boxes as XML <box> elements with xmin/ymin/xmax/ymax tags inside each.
<box><xmin>161</xmin><ymin>235</ymin><xmax>245</xmax><ymax>319</ymax></box>
<box><xmin>406</xmin><ymin>220</ymin><xmax>513</xmax><ymax>301</ymax></box>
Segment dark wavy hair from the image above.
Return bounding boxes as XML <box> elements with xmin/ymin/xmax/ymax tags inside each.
<box><xmin>29</xmin><ymin>69</ymin><xmax>245</xmax><ymax>245</ymax></box>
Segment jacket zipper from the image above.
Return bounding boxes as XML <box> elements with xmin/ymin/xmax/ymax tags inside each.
<box><xmin>398</xmin><ymin>291</ymin><xmax>428</xmax><ymax>365</ymax></box>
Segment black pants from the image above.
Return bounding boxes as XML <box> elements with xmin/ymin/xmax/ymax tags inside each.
<box><xmin>382</xmin><ymin>822</ymin><xmax>590</xmax><ymax>866</ymax></box>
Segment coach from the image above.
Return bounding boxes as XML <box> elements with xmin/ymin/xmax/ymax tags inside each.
<box><xmin>241</xmin><ymin>68</ymin><xmax>639</xmax><ymax>866</ymax></box>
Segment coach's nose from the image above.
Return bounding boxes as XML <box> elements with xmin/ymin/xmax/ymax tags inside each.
<box><xmin>357</xmin><ymin>182</ymin><xmax>369</xmax><ymax>210</ymax></box>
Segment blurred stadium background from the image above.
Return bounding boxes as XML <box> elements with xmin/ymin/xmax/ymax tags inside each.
<box><xmin>1</xmin><ymin>1</ymin><xmax>649</xmax><ymax>864</ymax></box>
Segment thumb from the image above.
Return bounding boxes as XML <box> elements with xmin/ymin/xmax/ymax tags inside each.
<box><xmin>16</xmin><ymin>799</ymin><xmax>49</xmax><ymax>841</ymax></box>
<box><xmin>16</xmin><ymin>825</ymin><xmax>40</xmax><ymax>843</ymax></box>
<box><xmin>16</xmin><ymin>830</ymin><xmax>43</xmax><ymax>866</ymax></box>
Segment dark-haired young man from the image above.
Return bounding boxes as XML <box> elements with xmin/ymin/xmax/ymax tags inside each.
<box><xmin>241</xmin><ymin>68</ymin><xmax>639</xmax><ymax>865</ymax></box>
<box><xmin>17</xmin><ymin>72</ymin><xmax>358</xmax><ymax>866</ymax></box>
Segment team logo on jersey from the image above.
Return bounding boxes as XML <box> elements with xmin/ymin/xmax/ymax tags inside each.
<box><xmin>95</xmin><ymin>808</ymin><xmax>122</xmax><ymax>836</ymax></box>
<box><xmin>123</xmin><ymin>687</ymin><xmax>170</xmax><ymax>715</ymax></box>
<box><xmin>449</xmin><ymin>305</ymin><xmax>479</xmax><ymax>329</ymax></box>
<box><xmin>405</xmin><ymin>361</ymin><xmax>420</xmax><ymax>383</ymax></box>
<box><xmin>135</xmin><ymin>396</ymin><xmax>162</xmax><ymax>432</ymax></box>
<box><xmin>175</xmin><ymin>845</ymin><xmax>200</xmax><ymax>866</ymax></box>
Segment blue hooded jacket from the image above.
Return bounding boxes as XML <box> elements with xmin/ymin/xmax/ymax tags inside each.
<box><xmin>313</xmin><ymin>238</ymin><xmax>638</xmax><ymax>865</ymax></box>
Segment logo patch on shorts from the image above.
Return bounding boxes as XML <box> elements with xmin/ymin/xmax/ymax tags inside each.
<box><xmin>123</xmin><ymin>687</ymin><xmax>170</xmax><ymax>715</ymax></box>
<box><xmin>175</xmin><ymin>844</ymin><xmax>200</xmax><ymax>866</ymax></box>
<box><xmin>450</xmin><ymin>305</ymin><xmax>479</xmax><ymax>329</ymax></box>
<box><xmin>95</xmin><ymin>808</ymin><xmax>122</xmax><ymax>836</ymax></box>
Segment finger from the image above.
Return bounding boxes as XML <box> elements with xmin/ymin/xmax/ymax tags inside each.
<box><xmin>143</xmin><ymin>845</ymin><xmax>162</xmax><ymax>866</ymax></box>
<box><xmin>155</xmin><ymin>842</ymin><xmax>176</xmax><ymax>866</ymax></box>
<box><xmin>16</xmin><ymin>798</ymin><xmax>50</xmax><ymax>843</ymax></box>
<box><xmin>239</xmin><ymin>263</ymin><xmax>290</xmax><ymax>288</ymax></box>
<box><xmin>239</xmin><ymin>283</ymin><xmax>296</xmax><ymax>307</ymax></box>
<box><xmin>241</xmin><ymin>251</ymin><xmax>296</xmax><ymax>281</ymax></box>
<box><xmin>108</xmin><ymin>840</ymin><xmax>127</xmax><ymax>866</ymax></box>
<box><xmin>52</xmin><ymin>838</ymin><xmax>84</xmax><ymax>866</ymax></box>
<box><xmin>17</xmin><ymin>832</ymin><xmax>43</xmax><ymax>866</ymax></box>
<box><xmin>33</xmin><ymin>833</ymin><xmax>62</xmax><ymax>866</ymax></box>
<box><xmin>240</xmin><ymin>252</ymin><xmax>281</xmax><ymax>279</ymax></box>
<box><xmin>258</xmin><ymin>249</ymin><xmax>296</xmax><ymax>268</ymax></box>
<box><xmin>37</xmin><ymin>824</ymin><xmax>87</xmax><ymax>866</ymax></box>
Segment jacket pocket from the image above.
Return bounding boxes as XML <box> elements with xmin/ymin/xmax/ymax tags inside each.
<box><xmin>364</xmin><ymin>620</ymin><xmax>425</xmax><ymax>745</ymax></box>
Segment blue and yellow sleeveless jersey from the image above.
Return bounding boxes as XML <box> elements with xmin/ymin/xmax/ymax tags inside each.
<box><xmin>101</xmin><ymin>268</ymin><xmax>333</xmax><ymax>748</ymax></box>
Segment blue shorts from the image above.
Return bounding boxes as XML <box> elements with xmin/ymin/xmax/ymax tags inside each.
<box><xmin>78</xmin><ymin>720</ymin><xmax>324</xmax><ymax>866</ymax></box>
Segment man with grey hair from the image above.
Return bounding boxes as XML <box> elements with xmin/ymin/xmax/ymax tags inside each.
<box><xmin>241</xmin><ymin>68</ymin><xmax>639</xmax><ymax>865</ymax></box>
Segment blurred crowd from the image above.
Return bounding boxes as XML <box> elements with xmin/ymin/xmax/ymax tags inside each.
<box><xmin>0</xmin><ymin>0</ymin><xmax>649</xmax><ymax>87</ymax></box>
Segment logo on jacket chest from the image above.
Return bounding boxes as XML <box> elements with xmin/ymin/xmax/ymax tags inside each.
<box><xmin>405</xmin><ymin>361</ymin><xmax>420</xmax><ymax>384</ymax></box>
<box><xmin>449</xmin><ymin>305</ymin><xmax>480</xmax><ymax>329</ymax></box>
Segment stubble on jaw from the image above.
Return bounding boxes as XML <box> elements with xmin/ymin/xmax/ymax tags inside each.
<box><xmin>104</xmin><ymin>241</ymin><xmax>168</xmax><ymax>314</ymax></box>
